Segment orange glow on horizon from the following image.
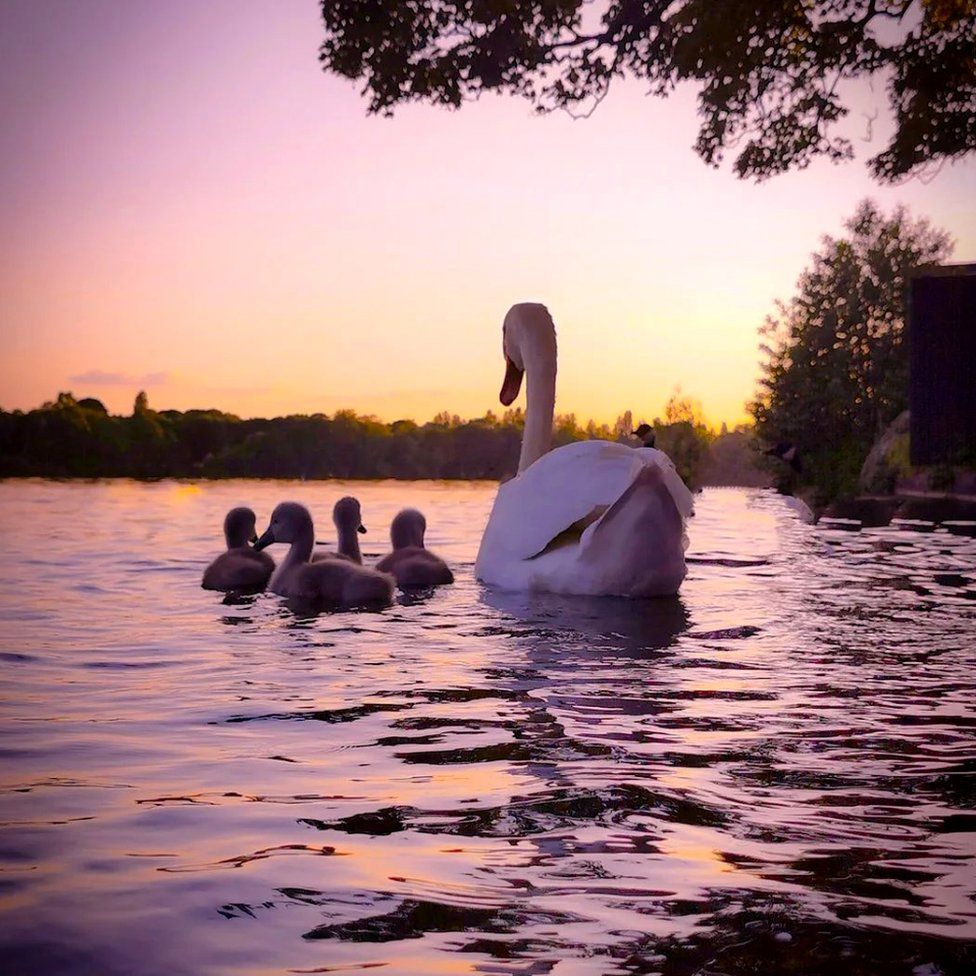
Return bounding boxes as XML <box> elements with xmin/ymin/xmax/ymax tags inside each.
<box><xmin>1</xmin><ymin>1</ymin><xmax>973</xmax><ymax>430</ymax></box>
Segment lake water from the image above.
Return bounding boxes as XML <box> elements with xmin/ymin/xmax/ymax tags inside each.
<box><xmin>1</xmin><ymin>480</ymin><xmax>974</xmax><ymax>975</ymax></box>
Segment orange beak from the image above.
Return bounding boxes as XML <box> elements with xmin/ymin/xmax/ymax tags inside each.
<box><xmin>499</xmin><ymin>357</ymin><xmax>524</xmax><ymax>406</ymax></box>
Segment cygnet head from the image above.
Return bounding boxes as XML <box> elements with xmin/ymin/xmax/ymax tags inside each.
<box><xmin>224</xmin><ymin>507</ymin><xmax>258</xmax><ymax>548</ymax></box>
<box><xmin>500</xmin><ymin>303</ymin><xmax>557</xmax><ymax>405</ymax></box>
<box><xmin>390</xmin><ymin>508</ymin><xmax>426</xmax><ymax>550</ymax></box>
<box><xmin>333</xmin><ymin>496</ymin><xmax>366</xmax><ymax>536</ymax></box>
<box><xmin>254</xmin><ymin>501</ymin><xmax>312</xmax><ymax>549</ymax></box>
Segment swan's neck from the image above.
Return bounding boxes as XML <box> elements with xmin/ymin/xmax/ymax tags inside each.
<box><xmin>336</xmin><ymin>523</ymin><xmax>362</xmax><ymax>563</ymax></box>
<box><xmin>280</xmin><ymin>522</ymin><xmax>314</xmax><ymax>575</ymax></box>
<box><xmin>225</xmin><ymin>521</ymin><xmax>250</xmax><ymax>550</ymax></box>
<box><xmin>518</xmin><ymin>352</ymin><xmax>556</xmax><ymax>474</ymax></box>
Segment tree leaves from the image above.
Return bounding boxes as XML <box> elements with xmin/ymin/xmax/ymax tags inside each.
<box><xmin>749</xmin><ymin>199</ymin><xmax>953</xmax><ymax>500</ymax></box>
<box><xmin>318</xmin><ymin>1</ymin><xmax>976</xmax><ymax>181</ymax></box>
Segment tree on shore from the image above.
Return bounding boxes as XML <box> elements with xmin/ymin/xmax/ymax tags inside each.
<box><xmin>749</xmin><ymin>199</ymin><xmax>953</xmax><ymax>500</ymax></box>
<box><xmin>640</xmin><ymin>390</ymin><xmax>713</xmax><ymax>488</ymax></box>
<box><xmin>0</xmin><ymin>390</ymin><xmax>767</xmax><ymax>486</ymax></box>
<box><xmin>318</xmin><ymin>1</ymin><xmax>975</xmax><ymax>181</ymax></box>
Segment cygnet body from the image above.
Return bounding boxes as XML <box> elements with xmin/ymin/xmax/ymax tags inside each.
<box><xmin>255</xmin><ymin>501</ymin><xmax>394</xmax><ymax>607</ymax></box>
<box><xmin>312</xmin><ymin>496</ymin><xmax>367</xmax><ymax>564</ymax></box>
<box><xmin>376</xmin><ymin>508</ymin><xmax>454</xmax><ymax>588</ymax></box>
<box><xmin>202</xmin><ymin>507</ymin><xmax>275</xmax><ymax>592</ymax></box>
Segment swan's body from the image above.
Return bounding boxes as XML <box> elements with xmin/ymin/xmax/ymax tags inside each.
<box><xmin>202</xmin><ymin>507</ymin><xmax>274</xmax><ymax>592</ymax></box>
<box><xmin>477</xmin><ymin>440</ymin><xmax>692</xmax><ymax>595</ymax></box>
<box><xmin>475</xmin><ymin>303</ymin><xmax>693</xmax><ymax>597</ymax></box>
<box><xmin>376</xmin><ymin>509</ymin><xmax>454</xmax><ymax>588</ymax></box>
<box><xmin>255</xmin><ymin>502</ymin><xmax>394</xmax><ymax>607</ymax></box>
<box><xmin>312</xmin><ymin>496</ymin><xmax>367</xmax><ymax>564</ymax></box>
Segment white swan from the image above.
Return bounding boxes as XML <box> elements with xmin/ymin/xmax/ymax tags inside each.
<box><xmin>475</xmin><ymin>303</ymin><xmax>694</xmax><ymax>597</ymax></box>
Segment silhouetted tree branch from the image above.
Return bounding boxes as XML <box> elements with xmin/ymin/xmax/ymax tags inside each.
<box><xmin>318</xmin><ymin>0</ymin><xmax>976</xmax><ymax>181</ymax></box>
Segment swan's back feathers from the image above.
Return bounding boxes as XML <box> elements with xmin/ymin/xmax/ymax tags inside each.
<box><xmin>479</xmin><ymin>441</ymin><xmax>692</xmax><ymax>564</ymax></box>
<box><xmin>475</xmin><ymin>441</ymin><xmax>693</xmax><ymax>596</ymax></box>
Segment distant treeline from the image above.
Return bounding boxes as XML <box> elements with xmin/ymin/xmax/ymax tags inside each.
<box><xmin>0</xmin><ymin>391</ymin><xmax>769</xmax><ymax>487</ymax></box>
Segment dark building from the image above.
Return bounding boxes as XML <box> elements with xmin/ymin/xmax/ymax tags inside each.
<box><xmin>909</xmin><ymin>264</ymin><xmax>976</xmax><ymax>466</ymax></box>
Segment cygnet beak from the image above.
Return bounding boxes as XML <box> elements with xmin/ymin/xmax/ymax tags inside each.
<box><xmin>253</xmin><ymin>527</ymin><xmax>275</xmax><ymax>551</ymax></box>
<box><xmin>358</xmin><ymin>524</ymin><xmax>367</xmax><ymax>534</ymax></box>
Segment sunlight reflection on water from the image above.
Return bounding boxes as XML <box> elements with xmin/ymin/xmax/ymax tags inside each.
<box><xmin>0</xmin><ymin>480</ymin><xmax>974</xmax><ymax>975</ymax></box>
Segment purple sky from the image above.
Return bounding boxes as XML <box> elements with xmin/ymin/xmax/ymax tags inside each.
<box><xmin>1</xmin><ymin>0</ymin><xmax>973</xmax><ymax>425</ymax></box>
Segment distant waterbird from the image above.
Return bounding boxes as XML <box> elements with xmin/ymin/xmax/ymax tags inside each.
<box><xmin>765</xmin><ymin>442</ymin><xmax>802</xmax><ymax>473</ymax></box>
<box><xmin>633</xmin><ymin>423</ymin><xmax>656</xmax><ymax>448</ymax></box>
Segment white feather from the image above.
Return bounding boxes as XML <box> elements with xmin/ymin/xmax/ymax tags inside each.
<box><xmin>476</xmin><ymin>441</ymin><xmax>693</xmax><ymax>596</ymax></box>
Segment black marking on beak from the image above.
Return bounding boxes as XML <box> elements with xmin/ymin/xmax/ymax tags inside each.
<box><xmin>358</xmin><ymin>524</ymin><xmax>367</xmax><ymax>534</ymax></box>
<box><xmin>253</xmin><ymin>527</ymin><xmax>275</xmax><ymax>551</ymax></box>
<box><xmin>500</xmin><ymin>357</ymin><xmax>524</xmax><ymax>406</ymax></box>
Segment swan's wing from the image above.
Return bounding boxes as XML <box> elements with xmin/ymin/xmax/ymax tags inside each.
<box><xmin>635</xmin><ymin>446</ymin><xmax>695</xmax><ymax>520</ymax></box>
<box><xmin>480</xmin><ymin>441</ymin><xmax>692</xmax><ymax>564</ymax></box>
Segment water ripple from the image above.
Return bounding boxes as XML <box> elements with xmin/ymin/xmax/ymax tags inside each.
<box><xmin>0</xmin><ymin>481</ymin><xmax>974</xmax><ymax>975</ymax></box>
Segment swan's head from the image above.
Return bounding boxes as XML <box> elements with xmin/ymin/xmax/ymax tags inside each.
<box><xmin>390</xmin><ymin>508</ymin><xmax>426</xmax><ymax>550</ymax></box>
<box><xmin>333</xmin><ymin>496</ymin><xmax>367</xmax><ymax>535</ymax></box>
<box><xmin>254</xmin><ymin>501</ymin><xmax>312</xmax><ymax>549</ymax></box>
<box><xmin>500</xmin><ymin>303</ymin><xmax>557</xmax><ymax>405</ymax></box>
<box><xmin>224</xmin><ymin>507</ymin><xmax>258</xmax><ymax>548</ymax></box>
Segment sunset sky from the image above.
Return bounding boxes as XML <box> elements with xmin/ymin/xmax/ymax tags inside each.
<box><xmin>1</xmin><ymin>0</ymin><xmax>974</xmax><ymax>427</ymax></box>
